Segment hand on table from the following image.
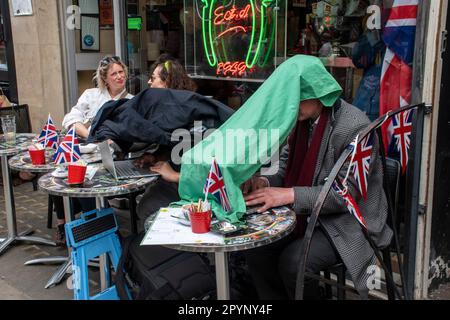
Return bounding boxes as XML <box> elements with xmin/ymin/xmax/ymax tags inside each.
<box><xmin>244</xmin><ymin>187</ymin><xmax>294</xmax><ymax>213</ymax></box>
<box><xmin>150</xmin><ymin>161</ymin><xmax>180</xmax><ymax>183</ymax></box>
<box><xmin>241</xmin><ymin>176</ymin><xmax>270</xmax><ymax>195</ymax></box>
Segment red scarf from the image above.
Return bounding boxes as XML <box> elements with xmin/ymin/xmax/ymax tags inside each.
<box><xmin>284</xmin><ymin>109</ymin><xmax>330</xmax><ymax>236</ymax></box>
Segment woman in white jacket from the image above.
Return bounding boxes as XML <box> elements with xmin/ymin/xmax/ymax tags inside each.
<box><xmin>62</xmin><ymin>56</ymin><xmax>134</xmax><ymax>139</ymax></box>
<box><xmin>54</xmin><ymin>56</ymin><xmax>133</xmax><ymax>246</ymax></box>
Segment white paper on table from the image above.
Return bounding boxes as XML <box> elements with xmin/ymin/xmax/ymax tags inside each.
<box><xmin>141</xmin><ymin>208</ymin><xmax>224</xmax><ymax>246</ymax></box>
<box><xmin>85</xmin><ymin>165</ymin><xmax>98</xmax><ymax>180</ymax></box>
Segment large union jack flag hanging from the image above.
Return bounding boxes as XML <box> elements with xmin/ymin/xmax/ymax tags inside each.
<box><xmin>349</xmin><ymin>132</ymin><xmax>374</xmax><ymax>201</ymax></box>
<box><xmin>38</xmin><ymin>115</ymin><xmax>58</xmax><ymax>149</ymax></box>
<box><xmin>391</xmin><ymin>109</ymin><xmax>414</xmax><ymax>174</ymax></box>
<box><xmin>204</xmin><ymin>158</ymin><xmax>232</xmax><ymax>212</ymax></box>
<box><xmin>380</xmin><ymin>0</ymin><xmax>418</xmax><ymax>151</ymax></box>
<box><xmin>53</xmin><ymin>128</ymin><xmax>81</xmax><ymax>165</ymax></box>
<box><xmin>332</xmin><ymin>180</ymin><xmax>368</xmax><ymax>230</ymax></box>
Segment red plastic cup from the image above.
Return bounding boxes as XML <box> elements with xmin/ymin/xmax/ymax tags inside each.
<box><xmin>189</xmin><ymin>210</ymin><xmax>212</xmax><ymax>234</ymax></box>
<box><xmin>68</xmin><ymin>164</ymin><xmax>87</xmax><ymax>185</ymax></box>
<box><xmin>28</xmin><ymin>148</ymin><xmax>46</xmax><ymax>165</ymax></box>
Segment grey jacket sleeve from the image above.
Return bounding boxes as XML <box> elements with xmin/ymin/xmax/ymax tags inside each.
<box><xmin>292</xmin><ymin>130</ymin><xmax>381</xmax><ymax>215</ymax></box>
<box><xmin>266</xmin><ymin>126</ymin><xmax>378</xmax><ymax>216</ymax></box>
<box><xmin>265</xmin><ymin>144</ymin><xmax>289</xmax><ymax>187</ymax></box>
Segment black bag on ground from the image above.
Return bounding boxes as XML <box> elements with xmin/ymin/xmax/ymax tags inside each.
<box><xmin>115</xmin><ymin>232</ymin><xmax>216</xmax><ymax>300</ymax></box>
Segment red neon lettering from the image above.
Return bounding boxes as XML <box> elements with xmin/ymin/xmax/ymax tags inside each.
<box><xmin>214</xmin><ymin>5</ymin><xmax>251</xmax><ymax>26</ymax></box>
<box><xmin>217</xmin><ymin>26</ymin><xmax>247</xmax><ymax>39</ymax></box>
<box><xmin>216</xmin><ymin>61</ymin><xmax>250</xmax><ymax>77</ymax></box>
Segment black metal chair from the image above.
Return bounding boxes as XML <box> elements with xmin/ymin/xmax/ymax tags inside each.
<box><xmin>319</xmin><ymin>157</ymin><xmax>402</xmax><ymax>300</ymax></box>
<box><xmin>0</xmin><ymin>104</ymin><xmax>39</xmax><ymax>190</ymax></box>
<box><xmin>0</xmin><ymin>105</ymin><xmax>58</xmax><ymax>228</ymax></box>
<box><xmin>0</xmin><ymin>104</ymin><xmax>33</xmax><ymax>134</ymax></box>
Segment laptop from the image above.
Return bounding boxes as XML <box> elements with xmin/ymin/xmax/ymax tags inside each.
<box><xmin>99</xmin><ymin>141</ymin><xmax>160</xmax><ymax>180</ymax></box>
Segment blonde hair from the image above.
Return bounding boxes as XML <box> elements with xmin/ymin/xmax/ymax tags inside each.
<box><xmin>93</xmin><ymin>56</ymin><xmax>129</xmax><ymax>91</ymax></box>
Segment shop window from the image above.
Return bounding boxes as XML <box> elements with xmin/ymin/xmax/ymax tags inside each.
<box><xmin>181</xmin><ymin>0</ymin><xmax>388</xmax><ymax>117</ymax></box>
<box><xmin>184</xmin><ymin>0</ymin><xmax>287</xmax><ymax>82</ymax></box>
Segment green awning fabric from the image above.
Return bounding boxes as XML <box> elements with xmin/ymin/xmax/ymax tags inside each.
<box><xmin>178</xmin><ymin>55</ymin><xmax>343</xmax><ymax>224</ymax></box>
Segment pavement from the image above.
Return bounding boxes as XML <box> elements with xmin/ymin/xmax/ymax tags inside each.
<box><xmin>0</xmin><ymin>180</ymin><xmax>133</xmax><ymax>300</ymax></box>
<box><xmin>1</xmin><ymin>180</ymin><xmax>449</xmax><ymax>300</ymax></box>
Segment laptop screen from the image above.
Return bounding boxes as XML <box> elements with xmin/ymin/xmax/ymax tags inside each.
<box><xmin>99</xmin><ymin>141</ymin><xmax>117</xmax><ymax>179</ymax></box>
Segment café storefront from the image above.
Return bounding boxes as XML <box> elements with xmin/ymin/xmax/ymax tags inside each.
<box><xmin>54</xmin><ymin>0</ymin><xmax>448</xmax><ymax>299</ymax></box>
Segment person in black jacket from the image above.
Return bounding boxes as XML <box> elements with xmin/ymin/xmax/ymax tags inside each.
<box><xmin>127</xmin><ymin>56</ymin><xmax>231</xmax><ymax>230</ymax></box>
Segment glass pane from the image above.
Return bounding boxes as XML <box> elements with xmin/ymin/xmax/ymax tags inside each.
<box><xmin>184</xmin><ymin>0</ymin><xmax>287</xmax><ymax>82</ymax></box>
<box><xmin>0</xmin><ymin>45</ymin><xmax>7</xmax><ymax>71</ymax></box>
<box><xmin>0</xmin><ymin>5</ymin><xmax>8</xmax><ymax>72</ymax></box>
<box><xmin>126</xmin><ymin>0</ymin><xmax>185</xmax><ymax>95</ymax></box>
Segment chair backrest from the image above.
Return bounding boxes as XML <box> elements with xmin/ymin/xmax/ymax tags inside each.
<box><xmin>0</xmin><ymin>105</ymin><xmax>32</xmax><ymax>134</ymax></box>
<box><xmin>383</xmin><ymin>157</ymin><xmax>401</xmax><ymax>230</ymax></box>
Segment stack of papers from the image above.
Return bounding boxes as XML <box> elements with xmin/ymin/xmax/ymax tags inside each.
<box><xmin>85</xmin><ymin>165</ymin><xmax>98</xmax><ymax>180</ymax></box>
<box><xmin>141</xmin><ymin>208</ymin><xmax>224</xmax><ymax>246</ymax></box>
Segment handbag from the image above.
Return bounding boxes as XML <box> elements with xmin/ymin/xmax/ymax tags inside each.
<box><xmin>0</xmin><ymin>88</ymin><xmax>12</xmax><ymax>107</ymax></box>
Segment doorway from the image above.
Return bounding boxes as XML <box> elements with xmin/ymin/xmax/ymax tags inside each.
<box><xmin>124</xmin><ymin>0</ymin><xmax>185</xmax><ymax>95</ymax></box>
<box><xmin>0</xmin><ymin>1</ymin><xmax>18</xmax><ymax>103</ymax></box>
<box><xmin>429</xmin><ymin>9</ymin><xmax>450</xmax><ymax>292</ymax></box>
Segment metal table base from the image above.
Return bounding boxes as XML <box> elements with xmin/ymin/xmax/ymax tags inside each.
<box><xmin>215</xmin><ymin>252</ymin><xmax>230</xmax><ymax>300</ymax></box>
<box><xmin>0</xmin><ymin>155</ymin><xmax>56</xmax><ymax>256</ymax></box>
<box><xmin>25</xmin><ymin>197</ymin><xmax>107</xmax><ymax>289</ymax></box>
<box><xmin>24</xmin><ymin>197</ymin><xmax>73</xmax><ymax>288</ymax></box>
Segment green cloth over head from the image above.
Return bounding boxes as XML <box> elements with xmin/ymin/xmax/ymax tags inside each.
<box><xmin>178</xmin><ymin>55</ymin><xmax>343</xmax><ymax>224</ymax></box>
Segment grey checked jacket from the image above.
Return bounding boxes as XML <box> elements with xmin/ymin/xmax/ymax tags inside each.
<box><xmin>266</xmin><ymin>99</ymin><xmax>393</xmax><ymax>298</ymax></box>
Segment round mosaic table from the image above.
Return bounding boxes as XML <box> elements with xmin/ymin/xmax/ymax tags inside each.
<box><xmin>36</xmin><ymin>165</ymin><xmax>158</xmax><ymax>289</ymax></box>
<box><xmin>0</xmin><ymin>133</ymin><xmax>56</xmax><ymax>255</ymax></box>
<box><xmin>8</xmin><ymin>147</ymin><xmax>107</xmax><ymax>173</ymax></box>
<box><xmin>165</xmin><ymin>207</ymin><xmax>296</xmax><ymax>300</ymax></box>
<box><xmin>38</xmin><ymin>164</ymin><xmax>157</xmax><ymax>198</ymax></box>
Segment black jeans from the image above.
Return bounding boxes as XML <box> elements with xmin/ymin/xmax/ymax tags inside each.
<box><xmin>136</xmin><ymin>180</ymin><xmax>180</xmax><ymax>231</ymax></box>
<box><xmin>244</xmin><ymin>226</ymin><xmax>340</xmax><ymax>300</ymax></box>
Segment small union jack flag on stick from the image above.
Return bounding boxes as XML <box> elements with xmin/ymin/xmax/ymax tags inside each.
<box><xmin>332</xmin><ymin>180</ymin><xmax>368</xmax><ymax>230</ymax></box>
<box><xmin>38</xmin><ymin>115</ymin><xmax>58</xmax><ymax>149</ymax></box>
<box><xmin>349</xmin><ymin>132</ymin><xmax>374</xmax><ymax>201</ymax></box>
<box><xmin>53</xmin><ymin>128</ymin><xmax>81</xmax><ymax>165</ymax></box>
<box><xmin>203</xmin><ymin>158</ymin><xmax>232</xmax><ymax>212</ymax></box>
<box><xmin>390</xmin><ymin>109</ymin><xmax>414</xmax><ymax>174</ymax></box>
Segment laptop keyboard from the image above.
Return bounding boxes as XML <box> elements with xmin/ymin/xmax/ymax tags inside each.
<box><xmin>115</xmin><ymin>162</ymin><xmax>139</xmax><ymax>178</ymax></box>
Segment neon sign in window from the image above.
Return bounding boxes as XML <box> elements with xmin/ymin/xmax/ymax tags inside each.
<box><xmin>200</xmin><ymin>0</ymin><xmax>276</xmax><ymax>78</ymax></box>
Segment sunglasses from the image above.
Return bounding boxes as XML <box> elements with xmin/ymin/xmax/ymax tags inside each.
<box><xmin>100</xmin><ymin>56</ymin><xmax>121</xmax><ymax>66</ymax></box>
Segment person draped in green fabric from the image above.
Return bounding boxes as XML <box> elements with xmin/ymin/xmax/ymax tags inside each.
<box><xmin>240</xmin><ymin>61</ymin><xmax>392</xmax><ymax>299</ymax></box>
<box><xmin>177</xmin><ymin>55</ymin><xmax>342</xmax><ymax>224</ymax></box>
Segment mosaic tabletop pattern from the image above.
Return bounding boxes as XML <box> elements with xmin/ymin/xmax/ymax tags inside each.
<box><xmin>0</xmin><ymin>134</ymin><xmax>37</xmax><ymax>156</ymax></box>
<box><xmin>165</xmin><ymin>206</ymin><xmax>296</xmax><ymax>253</ymax></box>
<box><xmin>38</xmin><ymin>164</ymin><xmax>158</xmax><ymax>198</ymax></box>
<box><xmin>9</xmin><ymin>148</ymin><xmax>106</xmax><ymax>173</ymax></box>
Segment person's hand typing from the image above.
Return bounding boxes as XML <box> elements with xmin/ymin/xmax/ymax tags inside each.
<box><xmin>244</xmin><ymin>187</ymin><xmax>294</xmax><ymax>213</ymax></box>
<box><xmin>150</xmin><ymin>161</ymin><xmax>180</xmax><ymax>183</ymax></box>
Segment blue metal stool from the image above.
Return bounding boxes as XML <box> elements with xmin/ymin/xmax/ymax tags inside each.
<box><xmin>65</xmin><ymin>208</ymin><xmax>122</xmax><ymax>300</ymax></box>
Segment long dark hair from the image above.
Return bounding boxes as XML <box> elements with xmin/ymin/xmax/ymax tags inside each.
<box><xmin>150</xmin><ymin>54</ymin><xmax>197</xmax><ymax>92</ymax></box>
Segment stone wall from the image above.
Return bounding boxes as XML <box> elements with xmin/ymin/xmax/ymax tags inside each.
<box><xmin>9</xmin><ymin>0</ymin><xmax>65</xmax><ymax>132</ymax></box>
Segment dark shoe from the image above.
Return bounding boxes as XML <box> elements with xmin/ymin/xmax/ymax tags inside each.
<box><xmin>54</xmin><ymin>224</ymin><xmax>66</xmax><ymax>247</ymax></box>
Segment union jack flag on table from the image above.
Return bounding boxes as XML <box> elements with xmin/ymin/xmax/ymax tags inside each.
<box><xmin>391</xmin><ymin>109</ymin><xmax>414</xmax><ymax>174</ymax></box>
<box><xmin>38</xmin><ymin>115</ymin><xmax>58</xmax><ymax>149</ymax></box>
<box><xmin>349</xmin><ymin>132</ymin><xmax>374</xmax><ymax>201</ymax></box>
<box><xmin>332</xmin><ymin>180</ymin><xmax>367</xmax><ymax>230</ymax></box>
<box><xmin>53</xmin><ymin>128</ymin><xmax>81</xmax><ymax>165</ymax></box>
<box><xmin>203</xmin><ymin>158</ymin><xmax>232</xmax><ymax>212</ymax></box>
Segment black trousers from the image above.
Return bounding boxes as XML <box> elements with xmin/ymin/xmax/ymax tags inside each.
<box><xmin>136</xmin><ymin>180</ymin><xmax>180</xmax><ymax>231</ymax></box>
<box><xmin>244</xmin><ymin>226</ymin><xmax>340</xmax><ymax>300</ymax></box>
<box><xmin>51</xmin><ymin>196</ymin><xmax>96</xmax><ymax>220</ymax></box>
